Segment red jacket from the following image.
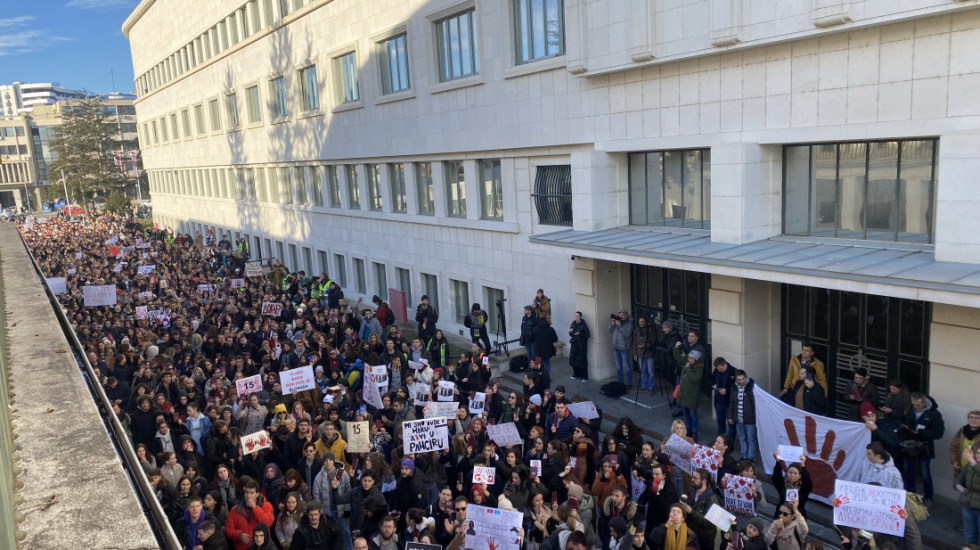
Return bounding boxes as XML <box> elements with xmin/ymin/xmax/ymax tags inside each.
<box><xmin>224</xmin><ymin>497</ymin><xmax>274</xmax><ymax>550</ymax></box>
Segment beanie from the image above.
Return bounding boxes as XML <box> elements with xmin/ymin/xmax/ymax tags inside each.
<box><xmin>401</xmin><ymin>457</ymin><xmax>415</xmax><ymax>473</ymax></box>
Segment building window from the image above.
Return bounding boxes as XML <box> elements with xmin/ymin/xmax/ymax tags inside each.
<box><xmin>345</xmin><ymin>165</ymin><xmax>360</xmax><ymax>208</ymax></box>
<box><xmin>353</xmin><ymin>258</ymin><xmax>367</xmax><ymax>294</ymax></box>
<box><xmin>334</xmin><ymin>253</ymin><xmax>348</xmax><ymax>287</ymax></box>
<box><xmin>308</xmin><ymin>166</ymin><xmax>323</xmax><ymax>206</ymax></box>
<box><xmin>783</xmin><ymin>139</ymin><xmax>937</xmax><ymax>243</ymax></box>
<box><xmin>317</xmin><ymin>250</ymin><xmax>328</xmax><ymax>274</ymax></box>
<box><xmin>436</xmin><ymin>9</ymin><xmax>479</xmax><ymax>82</ymax></box>
<box><xmin>334</xmin><ymin>52</ymin><xmax>360</xmax><ymax>104</ymax></box>
<box><xmin>225</xmin><ymin>92</ymin><xmax>239</xmax><ymax>129</ymax></box>
<box><xmin>299</xmin><ymin>65</ymin><xmax>319</xmax><ymax>111</ymax></box>
<box><xmin>208</xmin><ymin>98</ymin><xmax>221</xmax><ymax>131</ymax></box>
<box><xmin>268</xmin><ymin>166</ymin><xmax>280</xmax><ymax>202</ymax></box>
<box><xmin>484</xmin><ymin>286</ymin><xmax>505</xmax><ymax>334</ymax></box>
<box><xmin>513</xmin><ymin>0</ymin><xmax>564</xmax><ymax>64</ymax></box>
<box><xmin>389</xmin><ymin>163</ymin><xmax>407</xmax><ymax>213</ymax></box>
<box><xmin>151</xmin><ymin>120</ymin><xmax>159</xmax><ymax>144</ymax></box>
<box><xmin>367</xmin><ymin>164</ymin><xmax>382</xmax><ymax>211</ymax></box>
<box><xmin>450</xmin><ymin>279</ymin><xmax>470</xmax><ymax>324</ymax></box>
<box><xmin>532</xmin><ymin>165</ymin><xmax>572</xmax><ymax>226</ymax></box>
<box><xmin>445</xmin><ymin>160</ymin><xmax>466</xmax><ymax>217</ymax></box>
<box><xmin>245</xmin><ymin>85</ymin><xmax>261</xmax><ymax>123</ymax></box>
<box><xmin>422</xmin><ymin>273</ymin><xmax>439</xmax><ymax>312</ymax></box>
<box><xmin>269</xmin><ymin>77</ymin><xmax>288</xmax><ymax>118</ymax></box>
<box><xmin>480</xmin><ymin>159</ymin><xmax>503</xmax><ymax>220</ymax></box>
<box><xmin>374</xmin><ymin>262</ymin><xmax>388</xmax><ymax>300</ymax></box>
<box><xmin>327</xmin><ymin>165</ymin><xmax>341</xmax><ymax>206</ymax></box>
<box><xmin>628</xmin><ymin>149</ymin><xmax>711</xmax><ymax>229</ymax></box>
<box><xmin>160</xmin><ymin>117</ymin><xmax>169</xmax><ymax>142</ymax></box>
<box><xmin>169</xmin><ymin>113</ymin><xmax>180</xmax><ymax>139</ymax></box>
<box><xmin>278</xmin><ymin>167</ymin><xmax>293</xmax><ymax>203</ymax></box>
<box><xmin>396</xmin><ymin>267</ymin><xmax>412</xmax><ymax>305</ymax></box>
<box><xmin>293</xmin><ymin>166</ymin><xmax>307</xmax><ymax>204</ymax></box>
<box><xmin>180</xmin><ymin>109</ymin><xmax>191</xmax><ymax>137</ymax></box>
<box><xmin>194</xmin><ymin>104</ymin><xmax>206</xmax><ymax>135</ymax></box>
<box><xmin>416</xmin><ymin>162</ymin><xmax>434</xmax><ymax>215</ymax></box>
<box><xmin>379</xmin><ymin>33</ymin><xmax>410</xmax><ymax>94</ymax></box>
<box><xmin>256</xmin><ymin>167</ymin><xmax>268</xmax><ymax>201</ymax></box>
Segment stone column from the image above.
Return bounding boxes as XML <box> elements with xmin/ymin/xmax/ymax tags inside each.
<box><xmin>708</xmin><ymin>275</ymin><xmax>781</xmax><ymax>390</ymax></box>
<box><xmin>573</xmin><ymin>257</ymin><xmax>630</xmax><ymax>381</ymax></box>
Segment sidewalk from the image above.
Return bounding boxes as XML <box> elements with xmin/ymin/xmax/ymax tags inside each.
<box><xmin>488</xmin><ymin>349</ymin><xmax>962</xmax><ymax>550</ymax></box>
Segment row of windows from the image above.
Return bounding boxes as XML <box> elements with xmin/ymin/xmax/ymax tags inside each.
<box><xmin>137</xmin><ymin>0</ymin><xmax>565</xmax><ymax>101</ymax></box>
<box><xmin>0</xmin><ymin>144</ymin><xmax>27</xmax><ymax>156</ymax></box>
<box><xmin>0</xmin><ymin>127</ymin><xmax>26</xmax><ymax>138</ymax></box>
<box><xmin>146</xmin><ymin>159</ymin><xmax>505</xmax><ymax>220</ymax></box>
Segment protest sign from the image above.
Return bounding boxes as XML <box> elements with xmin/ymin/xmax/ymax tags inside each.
<box><xmin>108</xmin><ymin>246</ymin><xmax>121</xmax><ymax>257</ymax></box>
<box><xmin>245</xmin><ymin>261</ymin><xmax>263</xmax><ymax>277</ymax></box>
<box><xmin>148</xmin><ymin>309</ymin><xmax>163</xmax><ymax>323</ymax></box>
<box><xmin>83</xmin><ymin>285</ymin><xmax>117</xmax><ymax>307</ymax></box>
<box><xmin>137</xmin><ymin>265</ymin><xmax>156</xmax><ymax>275</ymax></box>
<box><xmin>437</xmin><ymin>380</ymin><xmax>455</xmax><ymax>401</ymax></box>
<box><xmin>230</xmin><ymin>278</ymin><xmax>246</xmax><ymax>289</ymax></box>
<box><xmin>406</xmin><ymin>543</ymin><xmax>441</xmax><ymax>550</ymax></box>
<box><xmin>473</xmin><ymin>466</ymin><xmax>496</xmax><ymax>485</ymax></box>
<box><xmin>74</xmin><ymin>252</ymin><xmax>82</xmax><ymax>260</ymax></box>
<box><xmin>241</xmin><ymin>430</ymin><xmax>273</xmax><ymax>455</ymax></box>
<box><xmin>530</xmin><ymin>460</ymin><xmax>542</xmax><ymax>478</ymax></box>
<box><xmin>403</xmin><ymin>418</ymin><xmax>449</xmax><ymax>454</ymax></box>
<box><xmin>469</xmin><ymin>392</ymin><xmax>487</xmax><ymax>414</ymax></box>
<box><xmin>198</xmin><ymin>283</ymin><xmax>215</xmax><ymax>294</ymax></box>
<box><xmin>135</xmin><ymin>306</ymin><xmax>149</xmax><ymax>320</ymax></box>
<box><xmin>364</xmin><ymin>372</ymin><xmax>384</xmax><ymax>409</ymax></box>
<box><xmin>369</xmin><ymin>366</ymin><xmax>389</xmax><ymax>389</ymax></box>
<box><xmin>105</xmin><ymin>235</ymin><xmax>119</xmax><ymax>245</ymax></box>
<box><xmin>138</xmin><ymin>291</ymin><xmax>154</xmax><ymax>301</ymax></box>
<box><xmin>786</xmin><ymin>488</ymin><xmax>799</xmax><ymax>503</ymax></box>
<box><xmin>833</xmin><ymin>480</ymin><xmax>906</xmax><ymax>537</ymax></box>
<box><xmin>704</xmin><ymin>503</ymin><xmax>736</xmax><ymax>532</ymax></box>
<box><xmin>261</xmin><ymin>302</ymin><xmax>283</xmax><ymax>317</ymax></box>
<box><xmin>487</xmin><ymin>422</ymin><xmax>522</xmax><ymax>447</ymax></box>
<box><xmin>281</xmin><ymin>366</ymin><xmax>316</xmax><ymax>394</ymax></box>
<box><xmin>631</xmin><ymin>473</ymin><xmax>646</xmax><ymax>502</ymax></box>
<box><xmin>423</xmin><ymin>401</ymin><xmax>458</xmax><ymax>420</ymax></box>
<box><xmin>664</xmin><ymin>434</ymin><xmax>695</xmax><ymax>475</ymax></box>
<box><xmin>45</xmin><ymin>277</ymin><xmax>67</xmax><ymax>295</ymax></box>
<box><xmin>412</xmin><ymin>381</ymin><xmax>431</xmax><ymax>403</ymax></box>
<box><xmin>721</xmin><ymin>475</ymin><xmax>757</xmax><ymax>516</ymax></box>
<box><xmin>137</xmin><ymin>242</ymin><xmax>152</xmax><ymax>249</ymax></box>
<box><xmin>566</xmin><ymin>401</ymin><xmax>599</xmax><ymax>420</ymax></box>
<box><xmin>113</xmin><ymin>263</ymin><xmax>124</xmax><ymax>272</ymax></box>
<box><xmin>347</xmin><ymin>421</ymin><xmax>370</xmax><ymax>453</ymax></box>
<box><xmin>777</xmin><ymin>445</ymin><xmax>805</xmax><ymax>464</ymax></box>
<box><xmin>692</xmin><ymin>444</ymin><xmax>722</xmax><ymax>480</ymax></box>
<box><xmin>465</xmin><ymin>504</ymin><xmax>524</xmax><ymax>550</ymax></box>
<box><xmin>236</xmin><ymin>374</ymin><xmax>262</xmax><ymax>396</ymax></box>
<box><xmin>408</xmin><ymin>360</ymin><xmax>425</xmax><ymax>370</ymax></box>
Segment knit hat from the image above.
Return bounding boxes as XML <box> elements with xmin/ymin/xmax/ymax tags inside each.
<box><xmin>608</xmin><ymin>517</ymin><xmax>628</xmax><ymax>537</ymax></box>
<box><xmin>529</xmin><ymin>394</ymin><xmax>543</xmax><ymax>406</ymax></box>
<box><xmin>147</xmin><ymin>345</ymin><xmax>159</xmax><ymax>359</ymax></box>
<box><xmin>496</xmin><ymin>495</ymin><xmax>514</xmax><ymax>511</ymax></box>
<box><xmin>274</xmin><ymin>404</ymin><xmax>288</xmax><ymax>414</ymax></box>
<box><xmin>567</xmin><ymin>484</ymin><xmax>584</xmax><ymax>500</ymax></box>
<box><xmin>662</xmin><ymin>320</ymin><xmax>674</xmax><ymax>330</ymax></box>
<box><xmin>688</xmin><ymin>350</ymin><xmax>702</xmax><ymax>361</ymax></box>
<box><xmin>746</xmin><ymin>518</ymin><xmax>765</xmax><ymax>536</ymax></box>
<box><xmin>401</xmin><ymin>458</ymin><xmax>415</xmax><ymax>473</ymax></box>
<box><xmin>860</xmin><ymin>401</ymin><xmax>876</xmax><ymax>418</ymax></box>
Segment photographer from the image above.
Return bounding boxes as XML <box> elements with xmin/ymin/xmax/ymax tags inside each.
<box><xmin>607</xmin><ymin>311</ymin><xmax>633</xmax><ymax>388</ymax></box>
<box><xmin>463</xmin><ymin>303</ymin><xmax>491</xmax><ymax>354</ymax></box>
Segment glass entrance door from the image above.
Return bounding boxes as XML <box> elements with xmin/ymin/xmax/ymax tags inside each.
<box><xmin>631</xmin><ymin>265</ymin><xmax>711</xmax><ymax>356</ymax></box>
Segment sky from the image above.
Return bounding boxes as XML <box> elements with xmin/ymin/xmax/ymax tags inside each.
<box><xmin>0</xmin><ymin>0</ymin><xmax>140</xmax><ymax>95</ymax></box>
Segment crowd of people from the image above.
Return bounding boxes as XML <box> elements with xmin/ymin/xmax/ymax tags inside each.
<box><xmin>19</xmin><ymin>213</ymin><xmax>980</xmax><ymax>550</ymax></box>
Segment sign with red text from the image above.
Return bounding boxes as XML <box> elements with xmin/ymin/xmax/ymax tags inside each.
<box><xmin>261</xmin><ymin>302</ymin><xmax>283</xmax><ymax>317</ymax></box>
<box><xmin>236</xmin><ymin>374</ymin><xmax>262</xmax><ymax>396</ymax></box>
<box><xmin>833</xmin><ymin>480</ymin><xmax>906</xmax><ymax>537</ymax></box>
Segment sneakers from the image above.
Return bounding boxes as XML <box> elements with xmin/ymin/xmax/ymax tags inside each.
<box><xmin>569</xmin><ymin>376</ymin><xmax>577</xmax><ymax>380</ymax></box>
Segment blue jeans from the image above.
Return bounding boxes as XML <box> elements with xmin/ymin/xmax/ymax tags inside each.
<box><xmin>682</xmin><ymin>407</ymin><xmax>699</xmax><ymax>437</ymax></box>
<box><xmin>541</xmin><ymin>356</ymin><xmax>552</xmax><ymax>377</ymax></box>
<box><xmin>964</xmin><ymin>505</ymin><xmax>980</xmax><ymax>545</ymax></box>
<box><xmin>638</xmin><ymin>356</ymin><xmax>655</xmax><ymax>390</ymax></box>
<box><xmin>524</xmin><ymin>343</ymin><xmax>535</xmax><ymax>362</ymax></box>
<box><xmin>736</xmin><ymin>421</ymin><xmax>759</xmax><ymax>461</ymax></box>
<box><xmin>331</xmin><ymin>509</ymin><xmax>353</xmax><ymax>550</ymax></box>
<box><xmin>715</xmin><ymin>401</ymin><xmax>736</xmax><ymax>438</ymax></box>
<box><xmin>903</xmin><ymin>454</ymin><xmax>934</xmax><ymax>499</ymax></box>
<box><xmin>614</xmin><ymin>349</ymin><xmax>632</xmax><ymax>386</ymax></box>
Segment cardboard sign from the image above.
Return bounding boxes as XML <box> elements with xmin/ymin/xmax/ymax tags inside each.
<box><xmin>437</xmin><ymin>380</ymin><xmax>455</xmax><ymax>401</ymax></box>
<box><xmin>664</xmin><ymin>434</ymin><xmax>695</xmax><ymax>475</ymax></box>
<box><xmin>83</xmin><ymin>285</ymin><xmax>117</xmax><ymax>307</ymax></box>
<box><xmin>281</xmin><ymin>365</ymin><xmax>316</xmax><ymax>394</ymax></box>
<box><xmin>138</xmin><ymin>291</ymin><xmax>154</xmax><ymax>301</ymax></box>
<box><xmin>137</xmin><ymin>242</ymin><xmax>152</xmax><ymax>249</ymax></box>
<box><xmin>135</xmin><ymin>306</ymin><xmax>148</xmax><ymax>320</ymax></box>
<box><xmin>363</xmin><ymin>371</ymin><xmax>384</xmax><ymax>409</ymax></box>
<box><xmin>245</xmin><ymin>261</ymin><xmax>263</xmax><ymax>277</ymax></box>
<box><xmin>262</xmin><ymin>302</ymin><xmax>283</xmax><ymax>317</ymax></box>
<box><xmin>721</xmin><ymin>474</ymin><xmax>757</xmax><ymax>516</ymax></box>
<box><xmin>105</xmin><ymin>235</ymin><xmax>119</xmax><ymax>245</ymax></box>
<box><xmin>704</xmin><ymin>503</ymin><xmax>736</xmax><ymax>532</ymax></box>
<box><xmin>472</xmin><ymin>466</ymin><xmax>496</xmax><ymax>485</ymax></box>
<box><xmin>45</xmin><ymin>277</ymin><xmax>67</xmax><ymax>295</ymax></box>
<box><xmin>486</xmin><ymin>422</ymin><xmax>523</xmax><ymax>447</ymax></box>
<box><xmin>465</xmin><ymin>504</ymin><xmax>524</xmax><ymax>550</ymax></box>
<box><xmin>423</xmin><ymin>401</ymin><xmax>458</xmax><ymax>420</ymax></box>
<box><xmin>230</xmin><ymin>278</ymin><xmax>246</xmax><ymax>289</ymax></box>
<box><xmin>408</xmin><ymin>360</ymin><xmax>424</xmax><ymax>370</ymax></box>
<box><xmin>369</xmin><ymin>366</ymin><xmax>389</xmax><ymax>389</ymax></box>
<box><xmin>530</xmin><ymin>460</ymin><xmax>541</xmax><ymax>478</ymax></box>
<box><xmin>692</xmin><ymin>444</ymin><xmax>723</xmax><ymax>480</ymax></box>
<box><xmin>241</xmin><ymin>430</ymin><xmax>273</xmax><ymax>455</ymax></box>
<box><xmin>566</xmin><ymin>401</ymin><xmax>599</xmax><ymax>420</ymax></box>
<box><xmin>198</xmin><ymin>283</ymin><xmax>215</xmax><ymax>294</ymax></box>
<box><xmin>412</xmin><ymin>381</ymin><xmax>431</xmax><ymax>403</ymax></box>
<box><xmin>113</xmin><ymin>263</ymin><xmax>124</xmax><ymax>272</ymax></box>
<box><xmin>236</xmin><ymin>374</ymin><xmax>262</xmax><ymax>396</ymax></box>
<box><xmin>833</xmin><ymin>480</ymin><xmax>907</xmax><ymax>537</ymax></box>
<box><xmin>469</xmin><ymin>392</ymin><xmax>487</xmax><ymax>414</ymax></box>
<box><xmin>406</xmin><ymin>543</ymin><xmax>441</xmax><ymax>550</ymax></box>
<box><xmin>403</xmin><ymin>418</ymin><xmax>449</xmax><ymax>454</ymax></box>
<box><xmin>137</xmin><ymin>265</ymin><xmax>156</xmax><ymax>275</ymax></box>
<box><xmin>777</xmin><ymin>445</ymin><xmax>805</xmax><ymax>464</ymax></box>
<box><xmin>347</xmin><ymin>421</ymin><xmax>370</xmax><ymax>453</ymax></box>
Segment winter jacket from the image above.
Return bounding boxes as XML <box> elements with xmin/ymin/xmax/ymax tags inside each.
<box><xmin>545</xmin><ymin>409</ymin><xmax>580</xmax><ymax>442</ymax></box>
<box><xmin>520</xmin><ymin>313</ymin><xmax>539</xmax><ymax>346</ymax></box>
<box><xmin>415</xmin><ymin>304</ymin><xmax>439</xmax><ymax>342</ymax></box>
<box><xmin>673</xmin><ymin>354</ymin><xmax>703</xmax><ymax>411</ymax></box>
<box><xmin>607</xmin><ymin>317</ymin><xmax>633</xmax><ymax>351</ymax></box>
<box><xmin>568</xmin><ymin>320</ymin><xmax>590</xmax><ymax>369</ymax></box>
<box><xmin>631</xmin><ymin>323</ymin><xmax>657</xmax><ymax>360</ymax></box>
<box><xmin>225</xmin><ymin>496</ymin><xmax>275</xmax><ymax>550</ymax></box>
<box><xmin>728</xmin><ymin>379</ymin><xmax>758</xmax><ymax>425</ymax></box>
<box><xmin>314</xmin><ymin>433</ymin><xmax>348</xmax><ymax>468</ymax></box>
<box><xmin>291</xmin><ymin>513</ymin><xmax>344</xmax><ymax>550</ymax></box>
<box><xmin>859</xmin><ymin>457</ymin><xmax>904</xmax><ymax>489</ymax></box>
<box><xmin>957</xmin><ymin>461</ymin><xmax>980</xmax><ymax>510</ymax></box>
<box><xmin>312</xmin><ymin>461</ymin><xmax>351</xmax><ymax>513</ymax></box>
<box><xmin>532</xmin><ymin>323</ymin><xmax>559</xmax><ymax>360</ymax></box>
<box><xmin>783</xmin><ymin>355</ymin><xmax>827</xmax><ymax>396</ymax></box>
<box><xmin>900</xmin><ymin>395</ymin><xmax>945</xmax><ymax>460</ymax></box>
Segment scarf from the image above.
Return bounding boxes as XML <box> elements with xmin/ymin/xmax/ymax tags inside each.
<box><xmin>664</xmin><ymin>522</ymin><xmax>688</xmax><ymax>550</ymax></box>
<box><xmin>964</xmin><ymin>425</ymin><xmax>980</xmax><ymax>441</ymax></box>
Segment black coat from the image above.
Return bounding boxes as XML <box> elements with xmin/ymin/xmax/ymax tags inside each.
<box><xmin>728</xmin><ymin>379</ymin><xmax>758</xmax><ymax>425</ymax></box>
<box><xmin>291</xmin><ymin>514</ymin><xmax>344</xmax><ymax>550</ymax></box>
<box><xmin>532</xmin><ymin>323</ymin><xmax>559</xmax><ymax>360</ymax></box>
<box><xmin>568</xmin><ymin>320</ymin><xmax>590</xmax><ymax>369</ymax></box>
<box><xmin>900</xmin><ymin>395</ymin><xmax>945</xmax><ymax>459</ymax></box>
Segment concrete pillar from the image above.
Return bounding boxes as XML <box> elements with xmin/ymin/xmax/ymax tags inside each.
<box><xmin>708</xmin><ymin>275</ymin><xmax>782</xmax><ymax>390</ymax></box>
<box><xmin>571</xmin><ymin>150</ymin><xmax>629</xmax><ymax>232</ymax></box>
<box><xmin>573</xmin><ymin>257</ymin><xmax>630</xmax><ymax>381</ymax></box>
<box><xmin>710</xmin><ymin>143</ymin><xmax>782</xmax><ymax>245</ymax></box>
<box><xmin>935</xmin><ymin>131</ymin><xmax>980</xmax><ymax>264</ymax></box>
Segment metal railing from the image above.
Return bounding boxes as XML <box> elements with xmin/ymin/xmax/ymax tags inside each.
<box><xmin>18</xmin><ymin>231</ymin><xmax>181</xmax><ymax>550</ymax></box>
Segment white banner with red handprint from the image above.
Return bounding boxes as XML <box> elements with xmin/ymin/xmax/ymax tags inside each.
<box><xmin>755</xmin><ymin>386</ymin><xmax>870</xmax><ymax>505</ymax></box>
<box><xmin>241</xmin><ymin>430</ymin><xmax>273</xmax><ymax>455</ymax></box>
<box><xmin>692</xmin><ymin>444</ymin><xmax>723</xmax><ymax>480</ymax></box>
<box><xmin>466</xmin><ymin>504</ymin><xmax>524</xmax><ymax>550</ymax></box>
<box><xmin>721</xmin><ymin>474</ymin><xmax>757</xmax><ymax>516</ymax></box>
<box><xmin>832</xmin><ymin>479</ymin><xmax>906</xmax><ymax>536</ymax></box>
<box><xmin>664</xmin><ymin>434</ymin><xmax>695</xmax><ymax>475</ymax></box>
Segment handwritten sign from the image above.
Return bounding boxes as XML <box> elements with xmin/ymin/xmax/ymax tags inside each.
<box><xmin>363</xmin><ymin>372</ymin><xmax>384</xmax><ymax>409</ymax></box>
<box><xmin>347</xmin><ymin>421</ymin><xmax>370</xmax><ymax>453</ymax></box>
<box><xmin>777</xmin><ymin>445</ymin><xmax>805</xmax><ymax>464</ymax></box>
<box><xmin>236</xmin><ymin>374</ymin><xmax>262</xmax><ymax>396</ymax></box>
<box><xmin>83</xmin><ymin>285</ymin><xmax>117</xmax><ymax>307</ymax></box>
<box><xmin>833</xmin><ymin>480</ymin><xmax>906</xmax><ymax>537</ymax></box>
<box><xmin>262</xmin><ymin>302</ymin><xmax>283</xmax><ymax>317</ymax></box>
<box><xmin>105</xmin><ymin>235</ymin><xmax>119</xmax><ymax>245</ymax></box>
<box><xmin>241</xmin><ymin>430</ymin><xmax>273</xmax><ymax>455</ymax></box>
<box><xmin>403</xmin><ymin>418</ymin><xmax>449</xmax><ymax>454</ymax></box>
<box><xmin>469</xmin><ymin>392</ymin><xmax>487</xmax><ymax>414</ymax></box>
<box><xmin>281</xmin><ymin>366</ymin><xmax>316</xmax><ymax>394</ymax></box>
<box><xmin>721</xmin><ymin>474</ymin><xmax>757</xmax><ymax>516</ymax></box>
<box><xmin>137</xmin><ymin>265</ymin><xmax>156</xmax><ymax>275</ymax></box>
<box><xmin>486</xmin><ymin>422</ymin><xmax>523</xmax><ymax>447</ymax></box>
<box><xmin>230</xmin><ymin>278</ymin><xmax>246</xmax><ymax>289</ymax></box>
<box><xmin>423</xmin><ymin>401</ymin><xmax>458</xmax><ymax>420</ymax></box>
<box><xmin>369</xmin><ymin>366</ymin><xmax>389</xmax><ymax>389</ymax></box>
<box><xmin>412</xmin><ymin>381</ymin><xmax>431</xmax><ymax>403</ymax></box>
<box><xmin>138</xmin><ymin>291</ymin><xmax>154</xmax><ymax>301</ymax></box>
<box><xmin>198</xmin><ymin>283</ymin><xmax>215</xmax><ymax>294</ymax></box>
<box><xmin>472</xmin><ymin>466</ymin><xmax>496</xmax><ymax>484</ymax></box>
<box><xmin>465</xmin><ymin>504</ymin><xmax>524</xmax><ymax>550</ymax></box>
<box><xmin>692</xmin><ymin>444</ymin><xmax>722</xmax><ymax>480</ymax></box>
<box><xmin>245</xmin><ymin>261</ymin><xmax>263</xmax><ymax>277</ymax></box>
<box><xmin>704</xmin><ymin>503</ymin><xmax>736</xmax><ymax>532</ymax></box>
<box><xmin>664</xmin><ymin>434</ymin><xmax>695</xmax><ymax>475</ymax></box>
<box><xmin>437</xmin><ymin>380</ymin><xmax>455</xmax><ymax>402</ymax></box>
<box><xmin>566</xmin><ymin>401</ymin><xmax>599</xmax><ymax>420</ymax></box>
<box><xmin>631</xmin><ymin>473</ymin><xmax>646</xmax><ymax>502</ymax></box>
<box><xmin>45</xmin><ymin>277</ymin><xmax>67</xmax><ymax>295</ymax></box>
<box><xmin>135</xmin><ymin>306</ymin><xmax>149</xmax><ymax>320</ymax></box>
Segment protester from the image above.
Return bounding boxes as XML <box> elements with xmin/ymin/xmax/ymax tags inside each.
<box><xmin>567</xmin><ymin>312</ymin><xmax>590</xmax><ymax>382</ymax></box>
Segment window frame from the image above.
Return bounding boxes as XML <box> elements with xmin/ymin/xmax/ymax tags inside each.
<box><xmin>366</xmin><ymin>163</ymin><xmax>383</xmax><ymax>211</ymax></box>
<box><xmin>298</xmin><ymin>64</ymin><xmax>320</xmax><ymax>113</ymax></box>
<box><xmin>512</xmin><ymin>0</ymin><xmax>565</xmax><ymax>65</ymax></box>
<box><xmin>479</xmin><ymin>159</ymin><xmax>503</xmax><ymax>220</ymax></box>
<box><xmin>434</xmin><ymin>7</ymin><xmax>480</xmax><ymax>83</ymax></box>
<box><xmin>415</xmin><ymin>162</ymin><xmax>435</xmax><ymax>215</ymax></box>
<box><xmin>225</xmin><ymin>90</ymin><xmax>240</xmax><ymax>130</ymax></box>
<box><xmin>269</xmin><ymin>75</ymin><xmax>288</xmax><ymax>120</ymax></box>
<box><xmin>389</xmin><ymin>163</ymin><xmax>407</xmax><ymax>213</ymax></box>
<box><xmin>332</xmin><ymin>50</ymin><xmax>361</xmax><ymax>106</ymax></box>
<box><xmin>531</xmin><ymin>164</ymin><xmax>573</xmax><ymax>227</ymax></box>
<box><xmin>244</xmin><ymin>84</ymin><xmax>262</xmax><ymax>124</ymax></box>
<box><xmin>377</xmin><ymin>32</ymin><xmax>412</xmax><ymax>95</ymax></box>
<box><xmin>444</xmin><ymin>160</ymin><xmax>466</xmax><ymax>218</ymax></box>
<box><xmin>627</xmin><ymin>149</ymin><xmax>712</xmax><ymax>230</ymax></box>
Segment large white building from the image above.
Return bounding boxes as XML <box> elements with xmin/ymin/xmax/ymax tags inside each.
<box><xmin>126</xmin><ymin>0</ymin><xmax>980</xmax><ymax>498</ymax></box>
<box><xmin>0</xmin><ymin>82</ymin><xmax>85</xmax><ymax>116</ymax></box>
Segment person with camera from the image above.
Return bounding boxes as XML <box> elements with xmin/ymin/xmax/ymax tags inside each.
<box><xmin>532</xmin><ymin>289</ymin><xmax>552</xmax><ymax>326</ymax></box>
<box><xmin>463</xmin><ymin>303</ymin><xmax>491</xmax><ymax>355</ymax></box>
<box><xmin>607</xmin><ymin>311</ymin><xmax>634</xmax><ymax>388</ymax></box>
<box><xmin>900</xmin><ymin>392</ymin><xmax>945</xmax><ymax>504</ymax></box>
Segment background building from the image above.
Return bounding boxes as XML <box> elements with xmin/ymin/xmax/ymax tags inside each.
<box><xmin>126</xmin><ymin>0</ymin><xmax>980</xmax><ymax>499</ymax></box>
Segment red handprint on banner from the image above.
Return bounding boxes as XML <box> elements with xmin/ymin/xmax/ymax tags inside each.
<box><xmin>889</xmin><ymin>504</ymin><xmax>908</xmax><ymax>519</ymax></box>
<box><xmin>833</xmin><ymin>495</ymin><xmax>850</xmax><ymax>507</ymax></box>
<box><xmin>487</xmin><ymin>537</ymin><xmax>498</xmax><ymax>550</ymax></box>
<box><xmin>783</xmin><ymin>416</ymin><xmax>846</xmax><ymax>498</ymax></box>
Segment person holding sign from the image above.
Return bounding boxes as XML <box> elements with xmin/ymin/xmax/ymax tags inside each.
<box><xmin>771</xmin><ymin>452</ymin><xmax>812</xmax><ymax>519</ymax></box>
<box><xmin>764</xmin><ymin>500</ymin><xmax>808</xmax><ymax>550</ymax></box>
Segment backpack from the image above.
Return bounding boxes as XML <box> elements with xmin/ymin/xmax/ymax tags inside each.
<box><xmin>600</xmin><ymin>381</ymin><xmax>627</xmax><ymax>398</ymax></box>
<box><xmin>382</xmin><ymin>303</ymin><xmax>396</xmax><ymax>327</ymax></box>
<box><xmin>509</xmin><ymin>355</ymin><xmax>530</xmax><ymax>373</ymax></box>
<box><xmin>906</xmin><ymin>492</ymin><xmax>929</xmax><ymax>522</ymax></box>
